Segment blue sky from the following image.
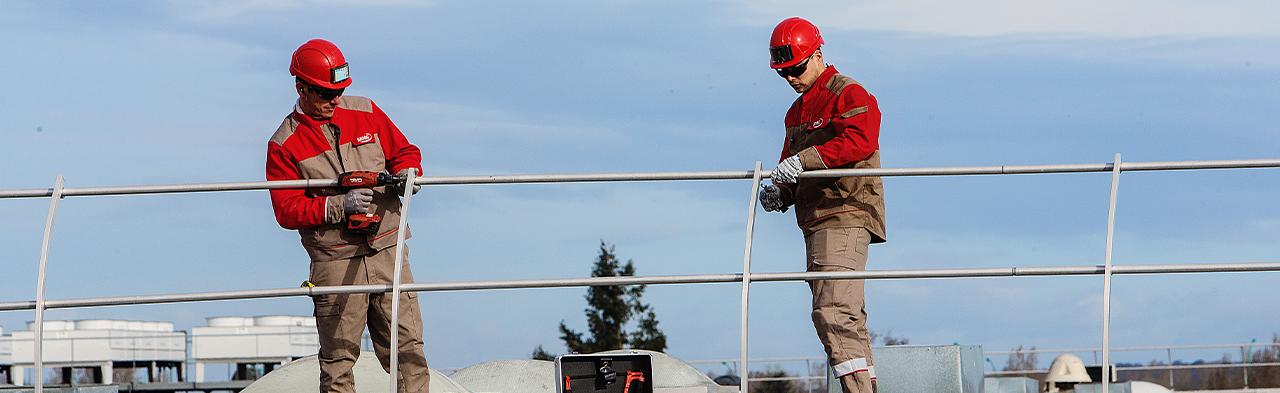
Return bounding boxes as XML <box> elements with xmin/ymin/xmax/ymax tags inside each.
<box><xmin>2</xmin><ymin>0</ymin><xmax>1279</xmax><ymax>376</ymax></box>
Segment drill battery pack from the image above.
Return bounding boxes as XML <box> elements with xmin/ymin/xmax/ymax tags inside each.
<box><xmin>556</xmin><ymin>353</ymin><xmax>652</xmax><ymax>393</ymax></box>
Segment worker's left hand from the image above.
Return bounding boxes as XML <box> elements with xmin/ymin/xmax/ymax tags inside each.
<box><xmin>758</xmin><ymin>184</ymin><xmax>789</xmax><ymax>213</ymax></box>
<box><xmin>394</xmin><ymin>168</ymin><xmax>421</xmax><ymax>196</ymax></box>
<box><xmin>771</xmin><ymin>155</ymin><xmax>804</xmax><ymax>184</ymax></box>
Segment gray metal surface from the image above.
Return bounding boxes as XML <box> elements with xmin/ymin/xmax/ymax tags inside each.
<box><xmin>5</xmin><ymin>156</ymin><xmax>1280</xmax><ymax>392</ymax></box>
<box><xmin>33</xmin><ymin>175</ymin><xmax>64</xmax><ymax>393</ymax></box>
<box><xmin>872</xmin><ymin>345</ymin><xmax>984</xmax><ymax>393</ymax></box>
<box><xmin>1070</xmin><ymin>381</ymin><xmax>1139</xmax><ymax>393</ymax></box>
<box><xmin>983</xmin><ymin>377</ymin><xmax>1039</xmax><ymax>393</ymax></box>
<box><xmin>0</xmin><ymin>387</ymin><xmax>118</xmax><ymax>393</ymax></box>
<box><xmin>6</xmin><ymin>158</ymin><xmax>1280</xmax><ymax>199</ymax></box>
<box><xmin>2</xmin><ymin>261</ymin><xmax>1279</xmax><ymax>313</ymax></box>
<box><xmin>449</xmin><ymin>359</ymin><xmax>555</xmax><ymax>393</ymax></box>
<box><xmin>1102</xmin><ymin>153</ymin><xmax>1122</xmax><ymax>393</ymax></box>
<box><xmin>739</xmin><ymin>162</ymin><xmax>763</xmax><ymax>393</ymax></box>
<box><xmin>238</xmin><ymin>351</ymin><xmax>467</xmax><ymax>393</ymax></box>
<box><xmin>388</xmin><ymin>168</ymin><xmax>417</xmax><ymax>393</ymax></box>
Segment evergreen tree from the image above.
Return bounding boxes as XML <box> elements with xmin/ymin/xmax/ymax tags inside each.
<box><xmin>556</xmin><ymin>241</ymin><xmax>668</xmax><ymax>354</ymax></box>
<box><xmin>531</xmin><ymin>345</ymin><xmax>556</xmax><ymax>361</ymax></box>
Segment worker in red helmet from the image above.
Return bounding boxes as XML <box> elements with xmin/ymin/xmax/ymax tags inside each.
<box><xmin>758</xmin><ymin>17</ymin><xmax>886</xmax><ymax>393</ymax></box>
<box><xmin>266</xmin><ymin>38</ymin><xmax>430</xmax><ymax>393</ymax></box>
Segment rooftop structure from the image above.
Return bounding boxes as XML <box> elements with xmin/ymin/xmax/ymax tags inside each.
<box><xmin>191</xmin><ymin>315</ymin><xmax>319</xmax><ymax>383</ymax></box>
<box><xmin>7</xmin><ymin>319</ymin><xmax>185</xmax><ymax>385</ymax></box>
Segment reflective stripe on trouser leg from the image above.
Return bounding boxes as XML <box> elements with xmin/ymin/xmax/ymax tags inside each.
<box><xmin>806</xmin><ymin>227</ymin><xmax>874</xmax><ymax>393</ymax></box>
<box><xmin>833</xmin><ymin>357</ymin><xmax>869</xmax><ymax>377</ymax></box>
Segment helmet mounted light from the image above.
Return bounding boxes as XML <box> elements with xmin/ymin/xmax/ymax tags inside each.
<box><xmin>331</xmin><ymin>63</ymin><xmax>350</xmax><ymax>84</ymax></box>
<box><xmin>290</xmin><ymin>39</ymin><xmax>353</xmax><ymax>90</ymax></box>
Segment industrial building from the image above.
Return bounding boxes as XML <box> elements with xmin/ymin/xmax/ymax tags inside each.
<box><xmin>0</xmin><ymin>316</ymin><xmax>316</xmax><ymax>388</ymax></box>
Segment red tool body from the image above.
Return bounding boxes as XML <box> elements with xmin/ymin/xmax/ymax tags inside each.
<box><xmin>337</xmin><ymin>171</ymin><xmax>405</xmax><ymax>235</ymax></box>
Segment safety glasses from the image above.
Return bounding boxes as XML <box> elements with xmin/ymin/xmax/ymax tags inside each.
<box><xmin>307</xmin><ymin>84</ymin><xmax>345</xmax><ymax>100</ymax></box>
<box><xmin>775</xmin><ymin>53</ymin><xmax>813</xmax><ymax>79</ymax></box>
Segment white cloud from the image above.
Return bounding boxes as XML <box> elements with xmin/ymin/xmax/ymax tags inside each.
<box><xmin>173</xmin><ymin>0</ymin><xmax>437</xmax><ymax>21</ymax></box>
<box><xmin>718</xmin><ymin>0</ymin><xmax>1280</xmax><ymax>38</ymax></box>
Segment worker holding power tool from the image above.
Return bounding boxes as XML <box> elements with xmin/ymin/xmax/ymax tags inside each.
<box><xmin>758</xmin><ymin>17</ymin><xmax>886</xmax><ymax>393</ymax></box>
<box><xmin>266</xmin><ymin>38</ymin><xmax>430</xmax><ymax>393</ymax></box>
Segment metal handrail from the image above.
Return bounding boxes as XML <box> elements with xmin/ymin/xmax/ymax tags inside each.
<box><xmin>985</xmin><ymin>342</ymin><xmax>1280</xmax><ymax>355</ymax></box>
<box><xmin>5</xmin><ymin>158</ymin><xmax>1280</xmax><ymax>199</ymax></box>
<box><xmin>3</xmin><ymin>261</ymin><xmax>1278</xmax><ymax>312</ymax></box>
<box><xmin>6</xmin><ymin>157</ymin><xmax>1280</xmax><ymax>391</ymax></box>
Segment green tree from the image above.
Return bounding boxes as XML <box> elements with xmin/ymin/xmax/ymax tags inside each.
<box><xmin>1249</xmin><ymin>333</ymin><xmax>1280</xmax><ymax>388</ymax></box>
<box><xmin>557</xmin><ymin>241</ymin><xmax>668</xmax><ymax>353</ymax></box>
<box><xmin>748</xmin><ymin>365</ymin><xmax>794</xmax><ymax>393</ymax></box>
<box><xmin>531</xmin><ymin>345</ymin><xmax>556</xmax><ymax>361</ymax></box>
<box><xmin>1003</xmin><ymin>345</ymin><xmax>1039</xmax><ymax>371</ymax></box>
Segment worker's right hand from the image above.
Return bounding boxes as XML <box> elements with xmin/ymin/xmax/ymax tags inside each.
<box><xmin>758</xmin><ymin>184</ymin><xmax>789</xmax><ymax>213</ymax></box>
<box><xmin>343</xmin><ymin>188</ymin><xmax>374</xmax><ymax>215</ymax></box>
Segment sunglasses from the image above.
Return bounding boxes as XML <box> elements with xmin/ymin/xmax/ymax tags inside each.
<box><xmin>776</xmin><ymin>54</ymin><xmax>814</xmax><ymax>79</ymax></box>
<box><xmin>306</xmin><ymin>84</ymin><xmax>345</xmax><ymax>100</ymax></box>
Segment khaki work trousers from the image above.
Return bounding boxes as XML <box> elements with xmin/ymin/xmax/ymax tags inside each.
<box><xmin>806</xmin><ymin>227</ymin><xmax>876</xmax><ymax>393</ymax></box>
<box><xmin>310</xmin><ymin>245</ymin><xmax>431</xmax><ymax>393</ymax></box>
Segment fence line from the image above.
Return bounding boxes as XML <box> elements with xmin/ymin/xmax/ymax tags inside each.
<box><xmin>5</xmin><ymin>159</ymin><xmax>1280</xmax><ymax>199</ymax></box>
<box><xmin>2</xmin><ymin>261</ymin><xmax>1277</xmax><ymax>313</ymax></box>
<box><xmin>5</xmin><ymin>157</ymin><xmax>1280</xmax><ymax>392</ymax></box>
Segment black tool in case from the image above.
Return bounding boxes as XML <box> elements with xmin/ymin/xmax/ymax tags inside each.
<box><xmin>556</xmin><ymin>352</ymin><xmax>654</xmax><ymax>393</ymax></box>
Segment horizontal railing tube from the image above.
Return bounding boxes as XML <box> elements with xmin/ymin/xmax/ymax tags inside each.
<box><xmin>5</xmin><ymin>158</ymin><xmax>1280</xmax><ymax>199</ymax></box>
<box><xmin>985</xmin><ymin>342</ymin><xmax>1280</xmax><ymax>355</ymax></box>
<box><xmin>2</xmin><ymin>261</ymin><xmax>1277</xmax><ymax>312</ymax></box>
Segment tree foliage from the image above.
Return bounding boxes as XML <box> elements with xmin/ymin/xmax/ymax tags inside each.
<box><xmin>1003</xmin><ymin>345</ymin><xmax>1039</xmax><ymax>371</ymax></box>
<box><xmin>747</xmin><ymin>365</ymin><xmax>794</xmax><ymax>393</ymax></box>
<box><xmin>869</xmin><ymin>329</ymin><xmax>909</xmax><ymax>346</ymax></box>
<box><xmin>554</xmin><ymin>241</ymin><xmax>668</xmax><ymax>354</ymax></box>
<box><xmin>531</xmin><ymin>345</ymin><xmax>556</xmax><ymax>361</ymax></box>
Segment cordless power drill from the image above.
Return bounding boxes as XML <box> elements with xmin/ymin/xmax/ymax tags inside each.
<box><xmin>337</xmin><ymin>171</ymin><xmax>407</xmax><ymax>235</ymax></box>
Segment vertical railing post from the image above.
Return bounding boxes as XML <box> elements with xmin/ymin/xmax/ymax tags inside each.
<box><xmin>1242</xmin><ymin>345</ymin><xmax>1249</xmax><ymax>389</ymax></box>
<box><xmin>389</xmin><ymin>168</ymin><xmax>418</xmax><ymax>393</ymax></box>
<box><xmin>1102</xmin><ymin>154</ymin><xmax>1122</xmax><ymax>393</ymax></box>
<box><xmin>35</xmin><ymin>175</ymin><xmax>66</xmax><ymax>393</ymax></box>
<box><xmin>740</xmin><ymin>162</ymin><xmax>764</xmax><ymax>393</ymax></box>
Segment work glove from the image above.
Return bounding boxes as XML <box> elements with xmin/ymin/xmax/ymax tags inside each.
<box><xmin>343</xmin><ymin>188</ymin><xmax>374</xmax><ymax>215</ymax></box>
<box><xmin>758</xmin><ymin>184</ymin><xmax>789</xmax><ymax>213</ymax></box>
<box><xmin>393</xmin><ymin>168</ymin><xmax>421</xmax><ymax>196</ymax></box>
<box><xmin>771</xmin><ymin>154</ymin><xmax>804</xmax><ymax>184</ymax></box>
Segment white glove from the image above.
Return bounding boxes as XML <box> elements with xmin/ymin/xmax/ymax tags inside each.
<box><xmin>771</xmin><ymin>155</ymin><xmax>804</xmax><ymax>184</ymax></box>
<box><xmin>343</xmin><ymin>188</ymin><xmax>374</xmax><ymax>215</ymax></box>
<box><xmin>394</xmin><ymin>168</ymin><xmax>421</xmax><ymax>195</ymax></box>
<box><xmin>758</xmin><ymin>184</ymin><xmax>789</xmax><ymax>213</ymax></box>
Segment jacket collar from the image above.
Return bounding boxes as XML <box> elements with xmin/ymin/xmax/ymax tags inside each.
<box><xmin>292</xmin><ymin>99</ymin><xmax>332</xmax><ymax>129</ymax></box>
<box><xmin>800</xmin><ymin>65</ymin><xmax>839</xmax><ymax>102</ymax></box>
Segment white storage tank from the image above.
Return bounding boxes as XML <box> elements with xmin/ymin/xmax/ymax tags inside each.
<box><xmin>208</xmin><ymin>316</ymin><xmax>252</xmax><ymax>327</ymax></box>
<box><xmin>254</xmin><ymin>315</ymin><xmax>295</xmax><ymax>327</ymax></box>
<box><xmin>27</xmin><ymin>320</ymin><xmax>71</xmax><ymax>331</ymax></box>
<box><xmin>74</xmin><ymin>320</ymin><xmax>115</xmax><ymax>330</ymax></box>
<box><xmin>291</xmin><ymin>316</ymin><xmax>315</xmax><ymax>327</ymax></box>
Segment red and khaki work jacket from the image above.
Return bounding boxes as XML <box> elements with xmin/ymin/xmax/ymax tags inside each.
<box><xmin>266</xmin><ymin>96</ymin><xmax>423</xmax><ymax>262</ymax></box>
<box><xmin>779</xmin><ymin>66</ymin><xmax>887</xmax><ymax>242</ymax></box>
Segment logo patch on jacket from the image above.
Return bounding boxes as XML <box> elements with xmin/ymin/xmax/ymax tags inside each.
<box><xmin>808</xmin><ymin>117</ymin><xmax>827</xmax><ymax>130</ymax></box>
<box><xmin>354</xmin><ymin>133</ymin><xmax>374</xmax><ymax>145</ymax></box>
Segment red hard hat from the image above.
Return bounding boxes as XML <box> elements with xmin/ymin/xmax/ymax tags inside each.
<box><xmin>290</xmin><ymin>39</ymin><xmax>352</xmax><ymax>89</ymax></box>
<box><xmin>769</xmin><ymin>17</ymin><xmax>824</xmax><ymax>69</ymax></box>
